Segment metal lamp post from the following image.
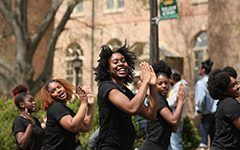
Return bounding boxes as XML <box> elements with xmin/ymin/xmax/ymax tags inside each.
<box><xmin>72</xmin><ymin>55</ymin><xmax>82</xmax><ymax>93</ymax></box>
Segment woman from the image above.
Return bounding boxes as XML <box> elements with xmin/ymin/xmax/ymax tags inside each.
<box><xmin>41</xmin><ymin>78</ymin><xmax>94</xmax><ymax>150</ymax></box>
<box><xmin>12</xmin><ymin>84</ymin><xmax>45</xmax><ymax>150</ymax></box>
<box><xmin>142</xmin><ymin>60</ymin><xmax>186</xmax><ymax>150</ymax></box>
<box><xmin>208</xmin><ymin>68</ymin><xmax>240</xmax><ymax>149</ymax></box>
<box><xmin>94</xmin><ymin>43</ymin><xmax>158</xmax><ymax>150</ymax></box>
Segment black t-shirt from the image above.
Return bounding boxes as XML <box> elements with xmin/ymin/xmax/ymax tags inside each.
<box><xmin>97</xmin><ymin>80</ymin><xmax>135</xmax><ymax>150</ymax></box>
<box><xmin>211</xmin><ymin>97</ymin><xmax>240</xmax><ymax>150</ymax></box>
<box><xmin>145</xmin><ymin>94</ymin><xmax>172</xmax><ymax>149</ymax></box>
<box><xmin>44</xmin><ymin>101</ymin><xmax>76</xmax><ymax>150</ymax></box>
<box><xmin>12</xmin><ymin>116</ymin><xmax>44</xmax><ymax>150</ymax></box>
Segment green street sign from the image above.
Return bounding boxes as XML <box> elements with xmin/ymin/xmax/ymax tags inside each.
<box><xmin>159</xmin><ymin>0</ymin><xmax>179</xmax><ymax>21</ymax></box>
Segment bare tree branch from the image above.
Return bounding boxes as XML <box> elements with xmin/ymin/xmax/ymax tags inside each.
<box><xmin>0</xmin><ymin>57</ymin><xmax>14</xmax><ymax>73</ymax></box>
<box><xmin>0</xmin><ymin>0</ymin><xmax>26</xmax><ymax>42</ymax></box>
<box><xmin>0</xmin><ymin>72</ymin><xmax>15</xmax><ymax>97</ymax></box>
<box><xmin>31</xmin><ymin>0</ymin><xmax>79</xmax><ymax>95</ymax></box>
<box><xmin>15</xmin><ymin>0</ymin><xmax>28</xmax><ymax>34</ymax></box>
<box><xmin>30</xmin><ymin>0</ymin><xmax>64</xmax><ymax>58</ymax></box>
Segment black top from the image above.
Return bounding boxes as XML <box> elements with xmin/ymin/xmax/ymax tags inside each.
<box><xmin>44</xmin><ymin>101</ymin><xmax>76</xmax><ymax>150</ymax></box>
<box><xmin>12</xmin><ymin>116</ymin><xmax>44</xmax><ymax>150</ymax></box>
<box><xmin>145</xmin><ymin>94</ymin><xmax>172</xmax><ymax>149</ymax></box>
<box><xmin>211</xmin><ymin>97</ymin><xmax>240</xmax><ymax>150</ymax></box>
<box><xmin>97</xmin><ymin>80</ymin><xmax>135</xmax><ymax>150</ymax></box>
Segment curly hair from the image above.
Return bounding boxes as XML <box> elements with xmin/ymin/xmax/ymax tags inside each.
<box><xmin>223</xmin><ymin>66</ymin><xmax>237</xmax><ymax>79</ymax></box>
<box><xmin>41</xmin><ymin>78</ymin><xmax>75</xmax><ymax>111</ymax></box>
<box><xmin>11</xmin><ymin>84</ymin><xmax>29</xmax><ymax>110</ymax></box>
<box><xmin>207</xmin><ymin>69</ymin><xmax>230</xmax><ymax>100</ymax></box>
<box><xmin>94</xmin><ymin>41</ymin><xmax>137</xmax><ymax>85</ymax></box>
<box><xmin>202</xmin><ymin>59</ymin><xmax>213</xmax><ymax>74</ymax></box>
<box><xmin>152</xmin><ymin>60</ymin><xmax>172</xmax><ymax>79</ymax></box>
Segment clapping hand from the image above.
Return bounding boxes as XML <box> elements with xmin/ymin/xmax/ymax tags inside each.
<box><xmin>76</xmin><ymin>85</ymin><xmax>87</xmax><ymax>104</ymax></box>
<box><xmin>139</xmin><ymin>62</ymin><xmax>151</xmax><ymax>84</ymax></box>
<box><xmin>83</xmin><ymin>86</ymin><xmax>95</xmax><ymax>106</ymax></box>
<box><xmin>177</xmin><ymin>83</ymin><xmax>186</xmax><ymax>104</ymax></box>
<box><xmin>149</xmin><ymin>65</ymin><xmax>156</xmax><ymax>85</ymax></box>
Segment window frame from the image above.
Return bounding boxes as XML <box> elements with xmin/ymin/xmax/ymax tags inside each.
<box><xmin>69</xmin><ymin>0</ymin><xmax>85</xmax><ymax>18</ymax></box>
<box><xmin>191</xmin><ymin>31</ymin><xmax>208</xmax><ymax>83</ymax></box>
<box><xmin>103</xmin><ymin>0</ymin><xmax>125</xmax><ymax>14</ymax></box>
<box><xmin>64</xmin><ymin>44</ymin><xmax>83</xmax><ymax>87</ymax></box>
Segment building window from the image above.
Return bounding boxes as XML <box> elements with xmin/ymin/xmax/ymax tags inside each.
<box><xmin>104</xmin><ymin>0</ymin><xmax>125</xmax><ymax>13</ymax></box>
<box><xmin>191</xmin><ymin>0</ymin><xmax>208</xmax><ymax>5</ymax></box>
<box><xmin>68</xmin><ymin>0</ymin><xmax>84</xmax><ymax>17</ymax></box>
<box><xmin>192</xmin><ymin>31</ymin><xmax>208</xmax><ymax>83</ymax></box>
<box><xmin>76</xmin><ymin>0</ymin><xmax>83</xmax><ymax>13</ymax></box>
<box><xmin>65</xmin><ymin>42</ymin><xmax>83</xmax><ymax>86</ymax></box>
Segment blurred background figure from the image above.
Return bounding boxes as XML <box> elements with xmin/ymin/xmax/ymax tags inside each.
<box><xmin>195</xmin><ymin>59</ymin><xmax>217</xmax><ymax>150</ymax></box>
<box><xmin>167</xmin><ymin>71</ymin><xmax>188</xmax><ymax>150</ymax></box>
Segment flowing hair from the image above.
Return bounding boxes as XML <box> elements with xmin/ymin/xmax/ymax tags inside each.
<box><xmin>94</xmin><ymin>40</ymin><xmax>137</xmax><ymax>85</ymax></box>
<box><xmin>41</xmin><ymin>78</ymin><xmax>75</xmax><ymax>111</ymax></box>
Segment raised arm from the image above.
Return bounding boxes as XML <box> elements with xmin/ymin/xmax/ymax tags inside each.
<box><xmin>138</xmin><ymin>65</ymin><xmax>158</xmax><ymax>120</ymax></box>
<box><xmin>160</xmin><ymin>83</ymin><xmax>186</xmax><ymax>133</ymax></box>
<box><xmin>108</xmin><ymin>62</ymin><xmax>151</xmax><ymax>115</ymax></box>
<box><xmin>59</xmin><ymin>85</ymin><xmax>88</xmax><ymax>132</ymax></box>
<box><xmin>79</xmin><ymin>86</ymin><xmax>95</xmax><ymax>132</ymax></box>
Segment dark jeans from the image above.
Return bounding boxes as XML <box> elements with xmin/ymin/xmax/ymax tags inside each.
<box><xmin>200</xmin><ymin>113</ymin><xmax>215</xmax><ymax>148</ymax></box>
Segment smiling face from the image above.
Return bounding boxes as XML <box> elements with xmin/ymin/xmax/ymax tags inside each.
<box><xmin>225</xmin><ymin>76</ymin><xmax>240</xmax><ymax>98</ymax></box>
<box><xmin>108</xmin><ymin>52</ymin><xmax>129</xmax><ymax>80</ymax></box>
<box><xmin>48</xmin><ymin>82</ymin><xmax>67</xmax><ymax>102</ymax></box>
<box><xmin>156</xmin><ymin>74</ymin><xmax>169</xmax><ymax>98</ymax></box>
<box><xmin>22</xmin><ymin>94</ymin><xmax>36</xmax><ymax>113</ymax></box>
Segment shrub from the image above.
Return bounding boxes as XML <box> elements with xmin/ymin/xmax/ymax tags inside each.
<box><xmin>182</xmin><ymin>115</ymin><xmax>201</xmax><ymax>150</ymax></box>
<box><xmin>132</xmin><ymin>116</ymin><xmax>146</xmax><ymax>149</ymax></box>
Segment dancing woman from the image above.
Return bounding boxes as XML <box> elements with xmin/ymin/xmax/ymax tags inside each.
<box><xmin>94</xmin><ymin>43</ymin><xmax>157</xmax><ymax>150</ymax></box>
<box><xmin>41</xmin><ymin>78</ymin><xmax>94</xmax><ymax>150</ymax></box>
<box><xmin>12</xmin><ymin>84</ymin><xmax>45</xmax><ymax>150</ymax></box>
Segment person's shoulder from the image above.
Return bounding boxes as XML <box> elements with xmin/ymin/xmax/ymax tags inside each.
<box><xmin>99</xmin><ymin>80</ymin><xmax>118</xmax><ymax>90</ymax></box>
<box><xmin>32</xmin><ymin>116</ymin><xmax>40</xmax><ymax>122</ymax></box>
<box><xmin>99</xmin><ymin>80</ymin><xmax>115</xmax><ymax>87</ymax></box>
<box><xmin>196</xmin><ymin>78</ymin><xmax>206</xmax><ymax>87</ymax></box>
<box><xmin>158</xmin><ymin>94</ymin><xmax>166</xmax><ymax>102</ymax></box>
<box><xmin>13</xmin><ymin>116</ymin><xmax>24</xmax><ymax>122</ymax></box>
<box><xmin>48</xmin><ymin>101</ymin><xmax>64</xmax><ymax>111</ymax></box>
<box><xmin>180</xmin><ymin>79</ymin><xmax>188</xmax><ymax>86</ymax></box>
<box><xmin>224</xmin><ymin>97</ymin><xmax>240</xmax><ymax>105</ymax></box>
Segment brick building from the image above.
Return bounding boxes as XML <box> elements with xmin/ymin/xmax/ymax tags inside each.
<box><xmin>54</xmin><ymin>0</ymin><xmax>210</xmax><ymax>114</ymax></box>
